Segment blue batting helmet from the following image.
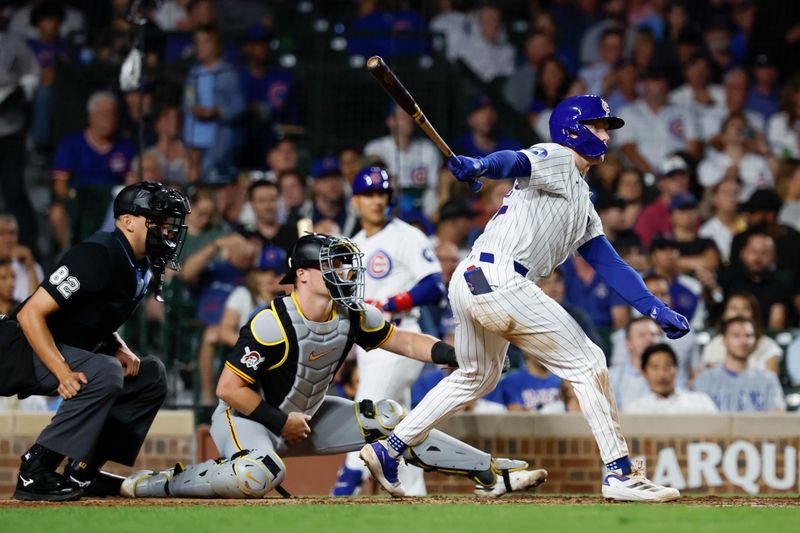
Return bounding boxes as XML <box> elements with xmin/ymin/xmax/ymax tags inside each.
<box><xmin>549</xmin><ymin>95</ymin><xmax>624</xmax><ymax>158</ymax></box>
<box><xmin>352</xmin><ymin>166</ymin><xmax>392</xmax><ymax>199</ymax></box>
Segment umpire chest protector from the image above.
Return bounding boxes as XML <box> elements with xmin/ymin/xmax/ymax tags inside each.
<box><xmin>249</xmin><ymin>296</ymin><xmax>359</xmax><ymax>417</ymax></box>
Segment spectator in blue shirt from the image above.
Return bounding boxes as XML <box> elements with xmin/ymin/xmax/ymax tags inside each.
<box><xmin>452</xmin><ymin>95</ymin><xmax>521</xmax><ymax>159</ymax></box>
<box><xmin>746</xmin><ymin>53</ymin><xmax>782</xmax><ymax>122</ymax></box>
<box><xmin>561</xmin><ymin>255</ymin><xmax>629</xmax><ymax>330</ymax></box>
<box><xmin>499</xmin><ymin>357</ymin><xmax>561</xmax><ymax>412</ymax></box>
<box><xmin>239</xmin><ymin>25</ymin><xmax>296</xmax><ymax>169</ymax></box>
<box><xmin>51</xmin><ymin>91</ymin><xmax>135</xmax><ymax>250</ymax></box>
<box><xmin>348</xmin><ymin>1</ymin><xmax>427</xmax><ymax>58</ymax></box>
<box><xmin>182</xmin><ymin>25</ymin><xmax>245</xmax><ymax>183</ymax></box>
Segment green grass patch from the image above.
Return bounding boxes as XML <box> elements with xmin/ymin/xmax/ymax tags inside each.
<box><xmin>0</xmin><ymin>503</ymin><xmax>794</xmax><ymax>533</ymax></box>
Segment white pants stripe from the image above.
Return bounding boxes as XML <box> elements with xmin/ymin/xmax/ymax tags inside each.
<box><xmin>393</xmin><ymin>259</ymin><xmax>629</xmax><ymax>464</ymax></box>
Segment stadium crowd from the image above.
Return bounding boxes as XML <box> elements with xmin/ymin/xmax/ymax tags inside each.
<box><xmin>1</xmin><ymin>0</ymin><xmax>800</xmax><ymax>417</ymax></box>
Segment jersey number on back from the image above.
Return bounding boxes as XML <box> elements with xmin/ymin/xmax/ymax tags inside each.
<box><xmin>50</xmin><ymin>266</ymin><xmax>81</xmax><ymax>299</ymax></box>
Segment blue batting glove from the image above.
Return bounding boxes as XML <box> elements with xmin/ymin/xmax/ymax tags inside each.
<box><xmin>651</xmin><ymin>306</ymin><xmax>690</xmax><ymax>339</ymax></box>
<box><xmin>448</xmin><ymin>155</ymin><xmax>485</xmax><ymax>182</ymax></box>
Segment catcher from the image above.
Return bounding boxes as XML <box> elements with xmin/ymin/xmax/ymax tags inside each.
<box><xmin>122</xmin><ymin>234</ymin><xmax>546</xmax><ymax>498</ymax></box>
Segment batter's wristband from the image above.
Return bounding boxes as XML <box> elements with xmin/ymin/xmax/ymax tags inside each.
<box><xmin>431</xmin><ymin>341</ymin><xmax>458</xmax><ymax>368</ymax></box>
<box><xmin>386</xmin><ymin>292</ymin><xmax>413</xmax><ymax>313</ymax></box>
<box><xmin>245</xmin><ymin>401</ymin><xmax>289</xmax><ymax>435</ymax></box>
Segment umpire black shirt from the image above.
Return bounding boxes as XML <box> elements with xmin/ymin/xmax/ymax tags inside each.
<box><xmin>16</xmin><ymin>228</ymin><xmax>152</xmax><ymax>352</ymax></box>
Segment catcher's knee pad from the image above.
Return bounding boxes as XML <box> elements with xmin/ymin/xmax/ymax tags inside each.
<box><xmin>357</xmin><ymin>399</ymin><xmax>405</xmax><ymax>443</ymax></box>
<box><xmin>210</xmin><ymin>448</ymin><xmax>286</xmax><ymax>499</ymax></box>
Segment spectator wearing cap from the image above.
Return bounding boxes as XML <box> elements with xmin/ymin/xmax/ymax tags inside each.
<box><xmin>449</xmin><ymin>4</ymin><xmax>515</xmax><ymax>83</ymax></box>
<box><xmin>288</xmin><ymin>157</ymin><xmax>357</xmax><ymax>237</ymax></box>
<box><xmin>700</xmin><ymin>68</ymin><xmax>766</xmax><ymax>142</ymax></box>
<box><xmin>578</xmin><ymin>28</ymin><xmax>624</xmax><ymax>97</ymax></box>
<box><xmin>694</xmin><ymin>317</ymin><xmax>785</xmax><ymax>412</ymax></box>
<box><xmin>452</xmin><ymin>95</ymin><xmax>521</xmax><ymax>159</ymax></box>
<box><xmin>364</xmin><ymin>105</ymin><xmax>441</xmax><ymax>217</ymax></box>
<box><xmin>766</xmin><ymin>73</ymin><xmax>800</xmax><ymax>159</ymax></box>
<box><xmin>561</xmin><ymin>254</ymin><xmax>629</xmax><ymax>331</ymax></box>
<box><xmin>720</xmin><ymin>231</ymin><xmax>792</xmax><ymax>329</ymax></box>
<box><xmin>434</xmin><ymin>199</ymin><xmax>477</xmax><ymax>256</ymax></box>
<box><xmin>50</xmin><ymin>91</ymin><xmax>135</xmax><ymax>251</ymax></box>
<box><xmin>626</xmin><ymin>344</ymin><xmax>718</xmax><ymax>414</ymax></box>
<box><xmin>616</xmin><ymin>69</ymin><xmax>701</xmax><ymax>175</ymax></box>
<box><xmin>746</xmin><ymin>53</ymin><xmax>781</xmax><ymax>122</ymax></box>
<box><xmin>238</xmin><ymin>25</ymin><xmax>296</xmax><ymax>169</ymax></box>
<box><xmin>218</xmin><ymin>245</ymin><xmax>287</xmax><ymax>347</ymax></box>
<box><xmin>729</xmin><ymin>189</ymin><xmax>800</xmax><ymax>290</ymax></box>
<box><xmin>646</xmin><ymin>237</ymin><xmax>705</xmax><ymax>328</ymax></box>
<box><xmin>236</xmin><ymin>180</ymin><xmax>296</xmax><ymax>255</ymax></box>
<box><xmin>663</xmin><ymin>192</ymin><xmax>721</xmax><ymax>274</ymax></box>
<box><xmin>698</xmin><ymin>178</ymin><xmax>745</xmax><ymax>264</ymax></box>
<box><xmin>502</xmin><ymin>30</ymin><xmax>556</xmax><ymax>114</ymax></box>
<box><xmin>182</xmin><ymin>24</ymin><xmax>245</xmax><ymax>183</ymax></box>
<box><xmin>632</xmin><ymin>155</ymin><xmax>691</xmax><ymax>249</ymax></box>
<box><xmin>698</xmin><ymin>113</ymin><xmax>775</xmax><ymax>202</ymax></box>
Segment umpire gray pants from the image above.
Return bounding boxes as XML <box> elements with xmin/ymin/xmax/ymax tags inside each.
<box><xmin>210</xmin><ymin>396</ymin><xmax>364</xmax><ymax>458</ymax></box>
<box><xmin>32</xmin><ymin>344</ymin><xmax>167</xmax><ymax>466</ymax></box>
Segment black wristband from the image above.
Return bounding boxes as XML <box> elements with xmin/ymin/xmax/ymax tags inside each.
<box><xmin>431</xmin><ymin>341</ymin><xmax>458</xmax><ymax>368</ymax></box>
<box><xmin>245</xmin><ymin>401</ymin><xmax>289</xmax><ymax>435</ymax></box>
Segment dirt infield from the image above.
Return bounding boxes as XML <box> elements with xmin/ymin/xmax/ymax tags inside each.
<box><xmin>1</xmin><ymin>495</ymin><xmax>798</xmax><ymax>508</ymax></box>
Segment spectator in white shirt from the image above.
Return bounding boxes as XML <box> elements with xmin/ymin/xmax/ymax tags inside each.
<box><xmin>698</xmin><ymin>178</ymin><xmax>746</xmax><ymax>264</ymax></box>
<box><xmin>450</xmin><ymin>4</ymin><xmax>515</xmax><ymax>83</ymax></box>
<box><xmin>766</xmin><ymin>73</ymin><xmax>800</xmax><ymax>159</ymax></box>
<box><xmin>609</xmin><ymin>317</ymin><xmax>660</xmax><ymax>412</ymax></box>
<box><xmin>578</xmin><ymin>28</ymin><xmax>624</xmax><ymax>97</ymax></box>
<box><xmin>668</xmin><ymin>53</ymin><xmax>724</xmax><ymax>128</ymax></box>
<box><xmin>701</xmin><ymin>291</ymin><xmax>783</xmax><ymax>376</ymax></box>
<box><xmin>698</xmin><ymin>113</ymin><xmax>775</xmax><ymax>201</ymax></box>
<box><xmin>777</xmin><ymin>160</ymin><xmax>800</xmax><ymax>232</ymax></box>
<box><xmin>626</xmin><ymin>344</ymin><xmax>718</xmax><ymax>414</ymax></box>
<box><xmin>616</xmin><ymin>68</ymin><xmax>701</xmax><ymax>175</ymax></box>
<box><xmin>700</xmin><ymin>68</ymin><xmax>765</xmax><ymax>143</ymax></box>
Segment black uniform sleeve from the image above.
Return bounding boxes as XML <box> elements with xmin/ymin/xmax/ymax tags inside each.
<box><xmin>41</xmin><ymin>243</ymin><xmax>112</xmax><ymax>308</ymax></box>
<box><xmin>354</xmin><ymin>305</ymin><xmax>395</xmax><ymax>351</ymax></box>
<box><xmin>224</xmin><ymin>310</ymin><xmax>288</xmax><ymax>385</ymax></box>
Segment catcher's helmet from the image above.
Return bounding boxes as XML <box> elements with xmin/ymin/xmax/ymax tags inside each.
<box><xmin>113</xmin><ymin>182</ymin><xmax>191</xmax><ymax>271</ymax></box>
<box><xmin>280</xmin><ymin>233</ymin><xmax>366</xmax><ymax>311</ymax></box>
<box><xmin>549</xmin><ymin>95</ymin><xmax>624</xmax><ymax>158</ymax></box>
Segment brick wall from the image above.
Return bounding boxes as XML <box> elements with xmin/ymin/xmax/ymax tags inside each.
<box><xmin>0</xmin><ymin>411</ymin><xmax>194</xmax><ymax>496</ymax></box>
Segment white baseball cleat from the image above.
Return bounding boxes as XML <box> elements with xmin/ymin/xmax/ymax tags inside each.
<box><xmin>601</xmin><ymin>462</ymin><xmax>680</xmax><ymax>502</ymax></box>
<box><xmin>474</xmin><ymin>468</ymin><xmax>548</xmax><ymax>498</ymax></box>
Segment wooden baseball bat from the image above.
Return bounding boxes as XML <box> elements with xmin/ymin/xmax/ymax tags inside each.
<box><xmin>366</xmin><ymin>55</ymin><xmax>481</xmax><ymax>193</ymax></box>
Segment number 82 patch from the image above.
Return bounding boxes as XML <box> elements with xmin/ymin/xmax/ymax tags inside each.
<box><xmin>49</xmin><ymin>266</ymin><xmax>81</xmax><ymax>299</ymax></box>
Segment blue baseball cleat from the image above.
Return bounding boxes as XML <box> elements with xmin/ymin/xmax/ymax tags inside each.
<box><xmin>359</xmin><ymin>441</ymin><xmax>405</xmax><ymax>497</ymax></box>
<box><xmin>331</xmin><ymin>464</ymin><xmax>365</xmax><ymax>496</ymax></box>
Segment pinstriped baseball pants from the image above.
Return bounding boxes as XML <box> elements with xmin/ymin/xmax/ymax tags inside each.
<box><xmin>393</xmin><ymin>258</ymin><xmax>629</xmax><ymax>464</ymax></box>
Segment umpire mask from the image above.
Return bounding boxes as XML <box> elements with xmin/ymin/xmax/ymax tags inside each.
<box><xmin>114</xmin><ymin>182</ymin><xmax>192</xmax><ymax>271</ymax></box>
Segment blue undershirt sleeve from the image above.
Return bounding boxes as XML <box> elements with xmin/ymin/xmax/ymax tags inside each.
<box><xmin>479</xmin><ymin>150</ymin><xmax>532</xmax><ymax>180</ymax></box>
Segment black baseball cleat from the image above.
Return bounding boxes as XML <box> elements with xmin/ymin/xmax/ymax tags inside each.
<box><xmin>14</xmin><ymin>470</ymin><xmax>83</xmax><ymax>502</ymax></box>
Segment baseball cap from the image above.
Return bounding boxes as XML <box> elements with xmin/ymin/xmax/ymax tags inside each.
<box><xmin>753</xmin><ymin>52</ymin><xmax>777</xmax><ymax>68</ymax></box>
<box><xmin>594</xmin><ymin>193</ymin><xmax>627</xmax><ymax>212</ymax></box>
<box><xmin>438</xmin><ymin>199</ymin><xmax>478</xmax><ymax>223</ymax></box>
<box><xmin>669</xmin><ymin>193</ymin><xmax>698</xmax><ymax>211</ymax></box>
<box><xmin>257</xmin><ymin>245</ymin><xmax>287</xmax><ymax>274</ymax></box>
<box><xmin>659</xmin><ymin>155</ymin><xmax>689</xmax><ymax>177</ymax></box>
<box><xmin>470</xmin><ymin>94</ymin><xmax>493</xmax><ymax>114</ymax></box>
<box><xmin>245</xmin><ymin>25</ymin><xmax>271</xmax><ymax>43</ymax></box>
<box><xmin>310</xmin><ymin>157</ymin><xmax>341</xmax><ymax>179</ymax></box>
<box><xmin>741</xmin><ymin>189</ymin><xmax>782</xmax><ymax>213</ymax></box>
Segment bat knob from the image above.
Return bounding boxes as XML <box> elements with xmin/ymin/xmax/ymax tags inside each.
<box><xmin>468</xmin><ymin>178</ymin><xmax>483</xmax><ymax>193</ymax></box>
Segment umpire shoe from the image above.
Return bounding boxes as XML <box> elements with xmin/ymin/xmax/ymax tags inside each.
<box><xmin>14</xmin><ymin>470</ymin><xmax>83</xmax><ymax>502</ymax></box>
<box><xmin>359</xmin><ymin>441</ymin><xmax>405</xmax><ymax>497</ymax></box>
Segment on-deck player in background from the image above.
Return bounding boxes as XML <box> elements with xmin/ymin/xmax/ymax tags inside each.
<box><xmin>360</xmin><ymin>95</ymin><xmax>690</xmax><ymax>502</ymax></box>
<box><xmin>333</xmin><ymin>166</ymin><xmax>445</xmax><ymax>496</ymax></box>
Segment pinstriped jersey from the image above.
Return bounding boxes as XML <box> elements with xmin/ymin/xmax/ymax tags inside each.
<box><xmin>471</xmin><ymin>143</ymin><xmax>604</xmax><ymax>280</ymax></box>
<box><xmin>224</xmin><ymin>293</ymin><xmax>394</xmax><ymax>417</ymax></box>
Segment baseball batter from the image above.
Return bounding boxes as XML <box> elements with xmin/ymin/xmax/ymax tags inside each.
<box><xmin>361</xmin><ymin>95</ymin><xmax>691</xmax><ymax>502</ymax></box>
<box><xmin>121</xmin><ymin>234</ymin><xmax>545</xmax><ymax>499</ymax></box>
<box><xmin>334</xmin><ymin>167</ymin><xmax>445</xmax><ymax>496</ymax></box>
